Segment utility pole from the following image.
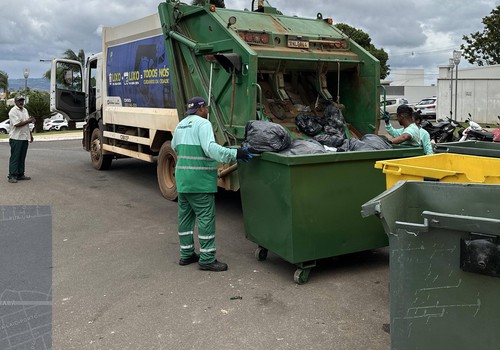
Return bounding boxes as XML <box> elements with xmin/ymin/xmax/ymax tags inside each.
<box><xmin>453</xmin><ymin>50</ymin><xmax>462</xmax><ymax>119</ymax></box>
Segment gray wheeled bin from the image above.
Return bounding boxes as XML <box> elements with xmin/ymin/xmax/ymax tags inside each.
<box><xmin>435</xmin><ymin>140</ymin><xmax>500</xmax><ymax>158</ymax></box>
<box><xmin>361</xmin><ymin>181</ymin><xmax>500</xmax><ymax>350</ymax></box>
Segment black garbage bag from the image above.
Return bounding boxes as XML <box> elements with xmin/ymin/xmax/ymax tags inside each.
<box><xmin>314</xmin><ymin>124</ymin><xmax>346</xmax><ymax>147</ymax></box>
<box><xmin>359</xmin><ymin>134</ymin><xmax>392</xmax><ymax>150</ymax></box>
<box><xmin>279</xmin><ymin>139</ymin><xmax>327</xmax><ymax>155</ymax></box>
<box><xmin>323</xmin><ymin>104</ymin><xmax>347</xmax><ymax>138</ymax></box>
<box><xmin>295</xmin><ymin>113</ymin><xmax>323</xmax><ymax>136</ymax></box>
<box><xmin>314</xmin><ymin>131</ymin><xmax>345</xmax><ymax>147</ymax></box>
<box><xmin>338</xmin><ymin>134</ymin><xmax>392</xmax><ymax>152</ymax></box>
<box><xmin>242</xmin><ymin>120</ymin><xmax>292</xmax><ymax>153</ymax></box>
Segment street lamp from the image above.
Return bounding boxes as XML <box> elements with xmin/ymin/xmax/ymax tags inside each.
<box><xmin>453</xmin><ymin>50</ymin><xmax>462</xmax><ymax>119</ymax></box>
<box><xmin>23</xmin><ymin>68</ymin><xmax>30</xmax><ymax>90</ymax></box>
<box><xmin>449</xmin><ymin>58</ymin><xmax>454</xmax><ymax>117</ymax></box>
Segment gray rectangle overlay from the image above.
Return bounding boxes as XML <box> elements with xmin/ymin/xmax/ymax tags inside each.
<box><xmin>0</xmin><ymin>206</ymin><xmax>52</xmax><ymax>350</ymax></box>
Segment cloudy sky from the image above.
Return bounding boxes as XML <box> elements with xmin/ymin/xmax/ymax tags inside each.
<box><xmin>1</xmin><ymin>0</ymin><xmax>499</xmax><ymax>84</ymax></box>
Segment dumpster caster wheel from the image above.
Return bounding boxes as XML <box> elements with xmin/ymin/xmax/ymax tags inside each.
<box><xmin>294</xmin><ymin>268</ymin><xmax>311</xmax><ymax>285</ymax></box>
<box><xmin>255</xmin><ymin>247</ymin><xmax>268</xmax><ymax>261</ymax></box>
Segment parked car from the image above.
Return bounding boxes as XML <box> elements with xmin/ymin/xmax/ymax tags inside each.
<box><xmin>0</xmin><ymin>119</ymin><xmax>35</xmax><ymax>134</ymax></box>
<box><xmin>381</xmin><ymin>97</ymin><xmax>410</xmax><ymax>116</ymax></box>
<box><xmin>414</xmin><ymin>97</ymin><xmax>437</xmax><ymax>118</ymax></box>
<box><xmin>43</xmin><ymin>119</ymin><xmax>69</xmax><ymax>131</ymax></box>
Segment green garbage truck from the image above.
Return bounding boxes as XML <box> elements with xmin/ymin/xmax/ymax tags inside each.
<box><xmin>49</xmin><ymin>0</ymin><xmax>382</xmax><ymax>200</ymax></box>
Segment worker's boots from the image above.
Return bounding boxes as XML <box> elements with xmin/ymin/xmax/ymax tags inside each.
<box><xmin>179</xmin><ymin>253</ymin><xmax>199</xmax><ymax>266</ymax></box>
<box><xmin>199</xmin><ymin>260</ymin><xmax>228</xmax><ymax>272</ymax></box>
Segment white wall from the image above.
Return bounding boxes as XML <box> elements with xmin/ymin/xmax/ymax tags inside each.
<box><xmin>403</xmin><ymin>86</ymin><xmax>437</xmax><ymax>105</ymax></box>
<box><xmin>387</xmin><ymin>69</ymin><xmax>425</xmax><ymax>86</ymax></box>
<box><xmin>437</xmin><ymin>64</ymin><xmax>500</xmax><ymax>123</ymax></box>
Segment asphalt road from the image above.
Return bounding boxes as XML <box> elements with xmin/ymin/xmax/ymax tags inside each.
<box><xmin>0</xmin><ymin>139</ymin><xmax>390</xmax><ymax>350</ymax></box>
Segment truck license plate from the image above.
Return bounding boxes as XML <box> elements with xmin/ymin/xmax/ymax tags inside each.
<box><xmin>287</xmin><ymin>39</ymin><xmax>309</xmax><ymax>49</ymax></box>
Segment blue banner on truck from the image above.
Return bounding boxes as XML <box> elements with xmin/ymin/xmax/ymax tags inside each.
<box><xmin>106</xmin><ymin>35</ymin><xmax>176</xmax><ymax>109</ymax></box>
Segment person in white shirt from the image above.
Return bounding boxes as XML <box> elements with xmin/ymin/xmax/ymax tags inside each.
<box><xmin>8</xmin><ymin>96</ymin><xmax>34</xmax><ymax>183</ymax></box>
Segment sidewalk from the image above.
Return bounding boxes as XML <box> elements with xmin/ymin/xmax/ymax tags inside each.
<box><xmin>0</xmin><ymin>131</ymin><xmax>82</xmax><ymax>143</ymax></box>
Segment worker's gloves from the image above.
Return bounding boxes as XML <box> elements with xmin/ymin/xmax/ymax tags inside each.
<box><xmin>383</xmin><ymin>111</ymin><xmax>391</xmax><ymax>124</ymax></box>
<box><xmin>236</xmin><ymin>147</ymin><xmax>252</xmax><ymax>162</ymax></box>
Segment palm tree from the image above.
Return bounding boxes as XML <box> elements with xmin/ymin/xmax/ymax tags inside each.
<box><xmin>43</xmin><ymin>49</ymin><xmax>85</xmax><ymax>79</ymax></box>
<box><xmin>0</xmin><ymin>70</ymin><xmax>8</xmax><ymax>99</ymax></box>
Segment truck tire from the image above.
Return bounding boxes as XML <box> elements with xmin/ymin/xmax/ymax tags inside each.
<box><xmin>157</xmin><ymin>141</ymin><xmax>177</xmax><ymax>201</ymax></box>
<box><xmin>90</xmin><ymin>128</ymin><xmax>112</xmax><ymax>170</ymax></box>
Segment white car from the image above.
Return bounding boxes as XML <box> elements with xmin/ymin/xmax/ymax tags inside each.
<box><xmin>381</xmin><ymin>97</ymin><xmax>410</xmax><ymax>116</ymax></box>
<box><xmin>414</xmin><ymin>97</ymin><xmax>437</xmax><ymax>118</ymax></box>
<box><xmin>43</xmin><ymin>119</ymin><xmax>69</xmax><ymax>131</ymax></box>
<box><xmin>0</xmin><ymin>119</ymin><xmax>35</xmax><ymax>134</ymax></box>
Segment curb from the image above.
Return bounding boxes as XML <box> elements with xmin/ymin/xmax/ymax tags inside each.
<box><xmin>0</xmin><ymin>133</ymin><xmax>82</xmax><ymax>143</ymax></box>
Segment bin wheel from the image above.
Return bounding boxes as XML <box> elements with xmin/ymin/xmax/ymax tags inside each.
<box><xmin>254</xmin><ymin>247</ymin><xmax>268</xmax><ymax>261</ymax></box>
<box><xmin>294</xmin><ymin>268</ymin><xmax>311</xmax><ymax>285</ymax></box>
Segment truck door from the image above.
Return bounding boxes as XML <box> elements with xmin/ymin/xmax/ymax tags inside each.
<box><xmin>50</xmin><ymin>59</ymin><xmax>86</xmax><ymax>121</ymax></box>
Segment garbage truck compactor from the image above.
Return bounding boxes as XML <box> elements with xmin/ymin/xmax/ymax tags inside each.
<box><xmin>50</xmin><ymin>0</ymin><xmax>381</xmax><ymax>200</ymax></box>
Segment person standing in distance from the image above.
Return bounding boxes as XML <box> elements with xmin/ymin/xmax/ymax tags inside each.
<box><xmin>383</xmin><ymin>104</ymin><xmax>421</xmax><ymax>147</ymax></box>
<box><xmin>8</xmin><ymin>96</ymin><xmax>35</xmax><ymax>183</ymax></box>
<box><xmin>171</xmin><ymin>96</ymin><xmax>252</xmax><ymax>271</ymax></box>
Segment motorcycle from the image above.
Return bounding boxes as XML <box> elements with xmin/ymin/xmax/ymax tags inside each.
<box><xmin>493</xmin><ymin>116</ymin><xmax>500</xmax><ymax>142</ymax></box>
<box><xmin>458</xmin><ymin>113</ymin><xmax>496</xmax><ymax>142</ymax></box>
<box><xmin>420</xmin><ymin>117</ymin><xmax>463</xmax><ymax>143</ymax></box>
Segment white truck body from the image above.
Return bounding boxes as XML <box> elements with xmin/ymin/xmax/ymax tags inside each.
<box><xmin>50</xmin><ymin>13</ymin><xmax>183</xmax><ymax>200</ymax></box>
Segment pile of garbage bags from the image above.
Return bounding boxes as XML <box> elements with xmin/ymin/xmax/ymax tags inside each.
<box><xmin>242</xmin><ymin>105</ymin><xmax>391</xmax><ymax>155</ymax></box>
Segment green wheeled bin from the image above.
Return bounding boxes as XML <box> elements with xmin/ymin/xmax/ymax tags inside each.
<box><xmin>435</xmin><ymin>140</ymin><xmax>500</xmax><ymax>158</ymax></box>
<box><xmin>237</xmin><ymin>147</ymin><xmax>423</xmax><ymax>284</ymax></box>
<box><xmin>361</xmin><ymin>181</ymin><xmax>500</xmax><ymax>350</ymax></box>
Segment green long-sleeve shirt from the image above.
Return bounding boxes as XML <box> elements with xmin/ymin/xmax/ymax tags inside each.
<box><xmin>385</xmin><ymin>122</ymin><xmax>422</xmax><ymax>147</ymax></box>
<box><xmin>172</xmin><ymin>115</ymin><xmax>237</xmax><ymax>193</ymax></box>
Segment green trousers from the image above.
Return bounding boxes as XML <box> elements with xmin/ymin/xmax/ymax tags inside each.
<box><xmin>9</xmin><ymin>139</ymin><xmax>29</xmax><ymax>179</ymax></box>
<box><xmin>177</xmin><ymin>192</ymin><xmax>216</xmax><ymax>264</ymax></box>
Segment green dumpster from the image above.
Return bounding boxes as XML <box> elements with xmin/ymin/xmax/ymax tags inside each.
<box><xmin>361</xmin><ymin>181</ymin><xmax>500</xmax><ymax>350</ymax></box>
<box><xmin>237</xmin><ymin>147</ymin><xmax>423</xmax><ymax>284</ymax></box>
<box><xmin>435</xmin><ymin>140</ymin><xmax>500</xmax><ymax>158</ymax></box>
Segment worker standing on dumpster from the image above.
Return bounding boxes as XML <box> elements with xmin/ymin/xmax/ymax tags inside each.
<box><xmin>383</xmin><ymin>104</ymin><xmax>421</xmax><ymax>147</ymax></box>
<box><xmin>171</xmin><ymin>96</ymin><xmax>252</xmax><ymax>272</ymax></box>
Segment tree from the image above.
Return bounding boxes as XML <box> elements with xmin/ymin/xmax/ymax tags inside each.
<box><xmin>0</xmin><ymin>100</ymin><xmax>11</xmax><ymax>122</ymax></box>
<box><xmin>43</xmin><ymin>49</ymin><xmax>86</xmax><ymax>79</ymax></box>
<box><xmin>335</xmin><ymin>23</ymin><xmax>390</xmax><ymax>79</ymax></box>
<box><xmin>461</xmin><ymin>6</ymin><xmax>500</xmax><ymax>66</ymax></box>
<box><xmin>25</xmin><ymin>91</ymin><xmax>53</xmax><ymax>132</ymax></box>
<box><xmin>0</xmin><ymin>70</ymin><xmax>8</xmax><ymax>97</ymax></box>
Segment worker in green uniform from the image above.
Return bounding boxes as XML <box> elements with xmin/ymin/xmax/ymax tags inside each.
<box><xmin>383</xmin><ymin>104</ymin><xmax>421</xmax><ymax>147</ymax></box>
<box><xmin>412</xmin><ymin>112</ymin><xmax>434</xmax><ymax>155</ymax></box>
<box><xmin>171</xmin><ymin>96</ymin><xmax>252</xmax><ymax>271</ymax></box>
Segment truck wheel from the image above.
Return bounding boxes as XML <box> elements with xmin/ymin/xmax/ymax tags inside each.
<box><xmin>90</xmin><ymin>128</ymin><xmax>112</xmax><ymax>170</ymax></box>
<box><xmin>157</xmin><ymin>141</ymin><xmax>177</xmax><ymax>201</ymax></box>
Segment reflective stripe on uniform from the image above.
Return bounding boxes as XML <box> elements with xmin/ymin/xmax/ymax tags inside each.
<box><xmin>198</xmin><ymin>235</ymin><xmax>215</xmax><ymax>240</ymax></box>
<box><xmin>200</xmin><ymin>248</ymin><xmax>216</xmax><ymax>253</ymax></box>
<box><xmin>178</xmin><ymin>231</ymin><xmax>194</xmax><ymax>236</ymax></box>
<box><xmin>180</xmin><ymin>244</ymin><xmax>194</xmax><ymax>249</ymax></box>
<box><xmin>178</xmin><ymin>155</ymin><xmax>212</xmax><ymax>161</ymax></box>
<box><xmin>176</xmin><ymin>165</ymin><xmax>218</xmax><ymax>170</ymax></box>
